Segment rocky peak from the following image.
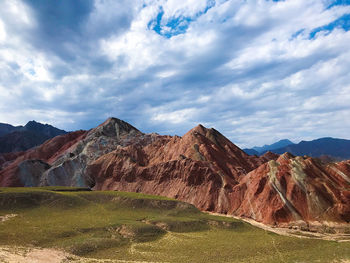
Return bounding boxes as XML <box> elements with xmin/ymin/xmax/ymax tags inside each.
<box><xmin>24</xmin><ymin>120</ymin><xmax>66</xmax><ymax>137</ymax></box>
<box><xmin>88</xmin><ymin>117</ymin><xmax>142</xmax><ymax>139</ymax></box>
<box><xmin>277</xmin><ymin>152</ymin><xmax>295</xmax><ymax>163</ymax></box>
<box><xmin>189</xmin><ymin>124</ymin><xmax>207</xmax><ymax>136</ymax></box>
<box><xmin>187</xmin><ymin>124</ymin><xmax>224</xmax><ymax>145</ymax></box>
<box><xmin>24</xmin><ymin>120</ymin><xmax>41</xmax><ymax>129</ymax></box>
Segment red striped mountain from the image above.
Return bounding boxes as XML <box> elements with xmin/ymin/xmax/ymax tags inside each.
<box><xmin>232</xmin><ymin>153</ymin><xmax>350</xmax><ymax>229</ymax></box>
<box><xmin>0</xmin><ymin>118</ymin><xmax>349</xmax><ymax>230</ymax></box>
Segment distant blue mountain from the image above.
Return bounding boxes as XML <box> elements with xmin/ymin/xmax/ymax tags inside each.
<box><xmin>242</xmin><ymin>148</ymin><xmax>259</xmax><ymax>156</ymax></box>
<box><xmin>244</xmin><ymin>139</ymin><xmax>294</xmax><ymax>155</ymax></box>
<box><xmin>270</xmin><ymin>137</ymin><xmax>350</xmax><ymax>159</ymax></box>
<box><xmin>0</xmin><ymin>123</ymin><xmax>20</xmax><ymax>137</ymax></box>
<box><xmin>0</xmin><ymin>121</ymin><xmax>66</xmax><ymax>153</ymax></box>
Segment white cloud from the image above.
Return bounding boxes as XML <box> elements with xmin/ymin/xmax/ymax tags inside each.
<box><xmin>151</xmin><ymin>107</ymin><xmax>199</xmax><ymax>124</ymax></box>
<box><xmin>161</xmin><ymin>0</ymin><xmax>209</xmax><ymax>19</ymax></box>
<box><xmin>5</xmin><ymin>0</ymin><xmax>35</xmax><ymax>27</ymax></box>
<box><xmin>0</xmin><ymin>19</ymin><xmax>6</xmax><ymax>43</ymax></box>
<box><xmin>1</xmin><ymin>0</ymin><xmax>350</xmax><ymax>147</ymax></box>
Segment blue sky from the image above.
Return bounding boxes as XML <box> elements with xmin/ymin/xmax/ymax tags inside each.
<box><xmin>0</xmin><ymin>0</ymin><xmax>350</xmax><ymax>148</ymax></box>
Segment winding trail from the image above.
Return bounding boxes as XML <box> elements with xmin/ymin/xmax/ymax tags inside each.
<box><xmin>207</xmin><ymin>212</ymin><xmax>350</xmax><ymax>242</ymax></box>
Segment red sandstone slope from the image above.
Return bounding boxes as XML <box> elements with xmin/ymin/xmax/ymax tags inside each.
<box><xmin>230</xmin><ymin>153</ymin><xmax>350</xmax><ymax>227</ymax></box>
<box><xmin>86</xmin><ymin>122</ymin><xmax>350</xmax><ymax>228</ymax></box>
<box><xmin>0</xmin><ymin>117</ymin><xmax>349</xmax><ymax>229</ymax></box>
<box><xmin>87</xmin><ymin>124</ymin><xmax>272</xmax><ymax>212</ymax></box>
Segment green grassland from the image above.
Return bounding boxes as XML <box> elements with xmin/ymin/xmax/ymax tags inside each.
<box><xmin>0</xmin><ymin>187</ymin><xmax>349</xmax><ymax>262</ymax></box>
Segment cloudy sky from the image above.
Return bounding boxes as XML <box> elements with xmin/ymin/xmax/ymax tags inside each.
<box><xmin>0</xmin><ymin>0</ymin><xmax>350</xmax><ymax>148</ymax></box>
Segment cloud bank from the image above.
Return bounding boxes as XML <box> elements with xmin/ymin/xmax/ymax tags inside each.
<box><xmin>0</xmin><ymin>0</ymin><xmax>350</xmax><ymax>147</ymax></box>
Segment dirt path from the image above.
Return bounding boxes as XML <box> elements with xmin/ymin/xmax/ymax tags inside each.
<box><xmin>207</xmin><ymin>212</ymin><xmax>350</xmax><ymax>242</ymax></box>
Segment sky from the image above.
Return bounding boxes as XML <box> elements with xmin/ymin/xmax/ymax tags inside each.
<box><xmin>0</xmin><ymin>0</ymin><xmax>350</xmax><ymax>148</ymax></box>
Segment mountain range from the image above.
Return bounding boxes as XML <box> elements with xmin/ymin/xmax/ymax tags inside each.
<box><xmin>0</xmin><ymin>117</ymin><xmax>349</xmax><ymax>232</ymax></box>
<box><xmin>248</xmin><ymin>139</ymin><xmax>294</xmax><ymax>154</ymax></box>
<box><xmin>244</xmin><ymin>137</ymin><xmax>350</xmax><ymax>160</ymax></box>
<box><xmin>0</xmin><ymin>121</ymin><xmax>66</xmax><ymax>153</ymax></box>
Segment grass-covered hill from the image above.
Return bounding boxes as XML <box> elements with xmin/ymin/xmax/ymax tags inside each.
<box><xmin>0</xmin><ymin>187</ymin><xmax>349</xmax><ymax>262</ymax></box>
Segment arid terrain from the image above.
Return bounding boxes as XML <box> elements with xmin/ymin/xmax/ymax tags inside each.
<box><xmin>0</xmin><ymin>118</ymin><xmax>349</xmax><ymax>233</ymax></box>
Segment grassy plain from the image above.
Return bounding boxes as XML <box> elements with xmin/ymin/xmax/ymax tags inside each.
<box><xmin>0</xmin><ymin>187</ymin><xmax>349</xmax><ymax>262</ymax></box>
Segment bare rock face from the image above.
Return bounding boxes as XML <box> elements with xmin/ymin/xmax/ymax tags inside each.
<box><xmin>1</xmin><ymin>117</ymin><xmax>349</xmax><ymax>229</ymax></box>
<box><xmin>40</xmin><ymin>118</ymin><xmax>143</xmax><ymax>187</ymax></box>
<box><xmin>86</xmin><ymin>124</ymin><xmax>350</xmax><ymax>228</ymax></box>
<box><xmin>18</xmin><ymin>160</ymin><xmax>51</xmax><ymax>187</ymax></box>
<box><xmin>0</xmin><ymin>118</ymin><xmax>144</xmax><ymax>187</ymax></box>
<box><xmin>0</xmin><ymin>152</ymin><xmax>24</xmax><ymax>169</ymax></box>
<box><xmin>260</xmin><ymin>151</ymin><xmax>279</xmax><ymax>162</ymax></box>
<box><xmin>87</xmin><ymin>124</ymin><xmax>271</xmax><ymax>213</ymax></box>
<box><xmin>230</xmin><ymin>153</ymin><xmax>350</xmax><ymax>228</ymax></box>
<box><xmin>0</xmin><ymin>130</ymin><xmax>87</xmax><ymax>186</ymax></box>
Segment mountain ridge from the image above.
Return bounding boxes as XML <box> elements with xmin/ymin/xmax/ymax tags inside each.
<box><xmin>244</xmin><ymin>137</ymin><xmax>350</xmax><ymax>160</ymax></box>
<box><xmin>263</xmin><ymin>137</ymin><xmax>350</xmax><ymax>160</ymax></box>
<box><xmin>251</xmin><ymin>139</ymin><xmax>294</xmax><ymax>153</ymax></box>
<box><xmin>0</xmin><ymin>120</ymin><xmax>66</xmax><ymax>153</ymax></box>
<box><xmin>0</xmin><ymin>117</ymin><xmax>349</xmax><ymax>231</ymax></box>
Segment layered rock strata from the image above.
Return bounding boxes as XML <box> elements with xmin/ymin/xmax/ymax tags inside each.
<box><xmin>0</xmin><ymin>117</ymin><xmax>349</xmax><ymax>229</ymax></box>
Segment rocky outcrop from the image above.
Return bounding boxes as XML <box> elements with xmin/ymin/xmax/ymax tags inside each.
<box><xmin>230</xmin><ymin>153</ymin><xmax>350</xmax><ymax>228</ymax></box>
<box><xmin>0</xmin><ymin>117</ymin><xmax>349</xmax><ymax>229</ymax></box>
<box><xmin>0</xmin><ymin>130</ymin><xmax>87</xmax><ymax>186</ymax></box>
<box><xmin>87</xmin><ymin>124</ymin><xmax>272</xmax><ymax>213</ymax></box>
<box><xmin>18</xmin><ymin>160</ymin><xmax>51</xmax><ymax>187</ymax></box>
<box><xmin>0</xmin><ymin>118</ymin><xmax>142</xmax><ymax>187</ymax></box>
<box><xmin>40</xmin><ymin>118</ymin><xmax>144</xmax><ymax>187</ymax></box>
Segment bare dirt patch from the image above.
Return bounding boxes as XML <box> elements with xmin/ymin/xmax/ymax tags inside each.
<box><xmin>0</xmin><ymin>246</ymin><xmax>69</xmax><ymax>263</ymax></box>
<box><xmin>0</xmin><ymin>214</ymin><xmax>17</xmax><ymax>223</ymax></box>
<box><xmin>0</xmin><ymin>246</ymin><xmax>167</xmax><ymax>263</ymax></box>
